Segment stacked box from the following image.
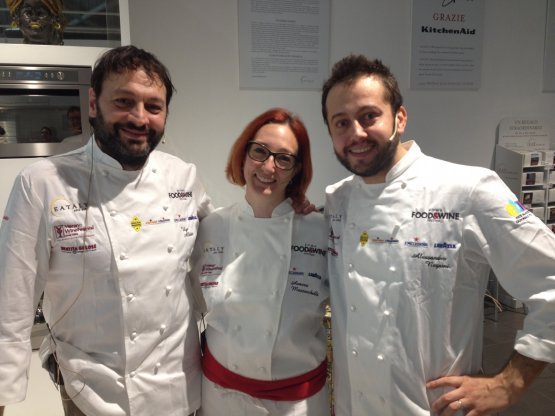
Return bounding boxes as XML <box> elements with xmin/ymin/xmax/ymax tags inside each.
<box><xmin>522</xmin><ymin>171</ymin><xmax>545</xmax><ymax>186</ymax></box>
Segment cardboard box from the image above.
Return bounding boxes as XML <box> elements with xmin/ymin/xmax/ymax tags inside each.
<box><xmin>541</xmin><ymin>150</ymin><xmax>555</xmax><ymax>166</ymax></box>
<box><xmin>547</xmin><ymin>206</ymin><xmax>555</xmax><ymax>221</ymax></box>
<box><xmin>522</xmin><ymin>172</ymin><xmax>545</xmax><ymax>186</ymax></box>
<box><xmin>530</xmin><ymin>206</ymin><xmax>545</xmax><ymax>220</ymax></box>
<box><xmin>516</xmin><ymin>150</ymin><xmax>543</xmax><ymax>167</ymax></box>
<box><xmin>521</xmin><ymin>189</ymin><xmax>546</xmax><ymax>205</ymax></box>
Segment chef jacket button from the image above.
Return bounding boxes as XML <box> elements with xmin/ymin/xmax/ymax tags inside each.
<box><xmin>130</xmin><ymin>331</ymin><xmax>137</xmax><ymax>341</ymax></box>
<box><xmin>102</xmin><ymin>170</ymin><xmax>108</xmax><ymax>177</ymax></box>
<box><xmin>234</xmin><ymin>252</ymin><xmax>239</xmax><ymax>258</ymax></box>
<box><xmin>401</xmin><ymin>182</ymin><xmax>407</xmax><ymax>189</ymax></box>
<box><xmin>165</xmin><ymin>286</ymin><xmax>172</xmax><ymax>294</ymax></box>
<box><xmin>265</xmin><ymin>330</ymin><xmax>272</xmax><ymax>337</ymax></box>
<box><xmin>225</xmin><ymin>289</ymin><xmax>233</xmax><ymax>298</ymax></box>
<box><xmin>167</xmin><ymin>244</ymin><xmax>174</xmax><ymax>253</ymax></box>
<box><xmin>389</xmin><ymin>265</ymin><xmax>396</xmax><ymax>272</ymax></box>
<box><xmin>120</xmin><ymin>253</ymin><xmax>127</xmax><ymax>260</ymax></box>
<box><xmin>163</xmin><ymin>205</ymin><xmax>168</xmax><ymax>211</ymax></box>
<box><xmin>110</xmin><ymin>210</ymin><xmax>117</xmax><ymax>217</ymax></box>
<box><xmin>380</xmin><ymin>396</ymin><xmax>386</xmax><ymax>404</ymax></box>
<box><xmin>232</xmin><ymin>364</ymin><xmax>239</xmax><ymax>371</ymax></box>
<box><xmin>155</xmin><ymin>362</ymin><xmax>161</xmax><ymax>369</ymax></box>
<box><xmin>152</xmin><ymin>168</ymin><xmax>157</xmax><ymax>173</ymax></box>
<box><xmin>238</xmin><ymin>215</ymin><xmax>243</xmax><ymax>221</ymax></box>
<box><xmin>384</xmin><ymin>309</ymin><xmax>391</xmax><ymax>316</ymax></box>
<box><xmin>234</xmin><ymin>325</ymin><xmax>241</xmax><ymax>332</ymax></box>
<box><xmin>357</xmin><ymin>391</ymin><xmax>363</xmax><ymax>399</ymax></box>
<box><xmin>258</xmin><ymin>366</ymin><xmax>266</xmax><ymax>373</ymax></box>
<box><xmin>280</xmin><ymin>254</ymin><xmax>286</xmax><ymax>261</ymax></box>
<box><xmin>129</xmin><ymin>371</ymin><xmax>136</xmax><ymax>378</ymax></box>
<box><xmin>283</xmin><ymin>217</ymin><xmax>289</xmax><ymax>223</ymax></box>
<box><xmin>350</xmin><ymin>305</ymin><xmax>357</xmax><ymax>312</ymax></box>
<box><xmin>348</xmin><ymin>263</ymin><xmax>354</xmax><ymax>270</ymax></box>
<box><xmin>160</xmin><ymin>324</ymin><xmax>167</xmax><ymax>334</ymax></box>
<box><xmin>377</xmin><ymin>354</ymin><xmax>385</xmax><ymax>361</ymax></box>
<box><xmin>349</xmin><ymin>223</ymin><xmax>355</xmax><ymax>229</ymax></box>
<box><xmin>126</xmin><ymin>294</ymin><xmax>135</xmax><ymax>302</ymax></box>
<box><xmin>351</xmin><ymin>349</ymin><xmax>358</xmax><ymax>356</ymax></box>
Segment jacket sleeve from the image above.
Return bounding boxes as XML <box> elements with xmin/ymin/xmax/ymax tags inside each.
<box><xmin>463</xmin><ymin>170</ymin><xmax>555</xmax><ymax>364</ymax></box>
<box><xmin>0</xmin><ymin>171</ymin><xmax>49</xmax><ymax>405</ymax></box>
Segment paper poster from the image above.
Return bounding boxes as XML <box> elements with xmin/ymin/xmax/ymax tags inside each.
<box><xmin>498</xmin><ymin>117</ymin><xmax>551</xmax><ymax>151</ymax></box>
<box><xmin>543</xmin><ymin>0</ymin><xmax>555</xmax><ymax>92</ymax></box>
<box><xmin>238</xmin><ymin>0</ymin><xmax>330</xmax><ymax>90</ymax></box>
<box><xmin>410</xmin><ymin>0</ymin><xmax>484</xmax><ymax>90</ymax></box>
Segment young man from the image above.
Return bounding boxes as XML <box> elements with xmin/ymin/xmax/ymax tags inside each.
<box><xmin>323</xmin><ymin>54</ymin><xmax>555</xmax><ymax>416</ymax></box>
<box><xmin>0</xmin><ymin>46</ymin><xmax>213</xmax><ymax>416</ymax></box>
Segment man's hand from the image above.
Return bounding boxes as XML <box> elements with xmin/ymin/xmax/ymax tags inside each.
<box><xmin>426</xmin><ymin>352</ymin><xmax>547</xmax><ymax>415</ymax></box>
<box><xmin>291</xmin><ymin>197</ymin><xmax>317</xmax><ymax>215</ymax></box>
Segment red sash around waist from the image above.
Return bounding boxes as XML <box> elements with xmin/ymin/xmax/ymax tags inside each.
<box><xmin>201</xmin><ymin>343</ymin><xmax>327</xmax><ymax>401</ymax></box>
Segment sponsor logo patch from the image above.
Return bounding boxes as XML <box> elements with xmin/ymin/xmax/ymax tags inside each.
<box><xmin>50</xmin><ymin>197</ymin><xmax>87</xmax><ymax>216</ymax></box>
<box><xmin>291</xmin><ymin>244</ymin><xmax>327</xmax><ymax>257</ymax></box>
<box><xmin>411</xmin><ymin>209</ymin><xmax>460</xmax><ymax>222</ymax></box>
<box><xmin>53</xmin><ymin>224</ymin><xmax>95</xmax><ymax>241</ymax></box>
<box><xmin>168</xmin><ymin>190</ymin><xmax>193</xmax><ymax>199</ymax></box>
<box><xmin>505</xmin><ymin>199</ymin><xmax>532</xmax><ymax>224</ymax></box>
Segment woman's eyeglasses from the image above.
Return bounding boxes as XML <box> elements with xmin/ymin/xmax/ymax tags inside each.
<box><xmin>247</xmin><ymin>141</ymin><xmax>298</xmax><ymax>170</ymax></box>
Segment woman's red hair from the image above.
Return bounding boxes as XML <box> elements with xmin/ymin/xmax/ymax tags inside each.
<box><xmin>225</xmin><ymin>108</ymin><xmax>313</xmax><ymax>206</ymax></box>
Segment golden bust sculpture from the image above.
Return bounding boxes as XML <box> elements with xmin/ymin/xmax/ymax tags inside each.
<box><xmin>6</xmin><ymin>0</ymin><xmax>65</xmax><ymax>45</ymax></box>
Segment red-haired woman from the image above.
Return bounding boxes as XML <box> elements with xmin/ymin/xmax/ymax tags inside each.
<box><xmin>192</xmin><ymin>108</ymin><xmax>330</xmax><ymax>415</ymax></box>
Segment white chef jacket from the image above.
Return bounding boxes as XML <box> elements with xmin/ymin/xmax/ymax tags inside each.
<box><xmin>0</xmin><ymin>138</ymin><xmax>213</xmax><ymax>415</ymax></box>
<box><xmin>192</xmin><ymin>199</ymin><xmax>329</xmax><ymax>381</ymax></box>
<box><xmin>326</xmin><ymin>141</ymin><xmax>555</xmax><ymax>416</ymax></box>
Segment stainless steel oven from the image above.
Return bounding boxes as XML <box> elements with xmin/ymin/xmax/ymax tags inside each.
<box><xmin>0</xmin><ymin>64</ymin><xmax>91</xmax><ymax>158</ymax></box>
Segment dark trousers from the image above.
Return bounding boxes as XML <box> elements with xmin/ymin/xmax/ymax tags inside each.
<box><xmin>60</xmin><ymin>385</ymin><xmax>88</xmax><ymax>416</ymax></box>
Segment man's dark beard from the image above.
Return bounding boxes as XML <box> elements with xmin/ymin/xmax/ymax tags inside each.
<box><xmin>334</xmin><ymin>134</ymin><xmax>398</xmax><ymax>178</ymax></box>
<box><xmin>90</xmin><ymin>104</ymin><xmax>163</xmax><ymax>170</ymax></box>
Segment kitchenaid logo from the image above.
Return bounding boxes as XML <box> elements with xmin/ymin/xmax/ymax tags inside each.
<box><xmin>412</xmin><ymin>209</ymin><xmax>460</xmax><ymax>222</ymax></box>
<box><xmin>50</xmin><ymin>197</ymin><xmax>88</xmax><ymax>216</ymax></box>
<box><xmin>291</xmin><ymin>244</ymin><xmax>327</xmax><ymax>257</ymax></box>
<box><xmin>421</xmin><ymin>26</ymin><xmax>476</xmax><ymax>35</ymax></box>
<box><xmin>168</xmin><ymin>190</ymin><xmax>193</xmax><ymax>199</ymax></box>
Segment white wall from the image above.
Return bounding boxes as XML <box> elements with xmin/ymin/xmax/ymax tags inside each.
<box><xmin>127</xmin><ymin>0</ymin><xmax>555</xmax><ymax>208</ymax></box>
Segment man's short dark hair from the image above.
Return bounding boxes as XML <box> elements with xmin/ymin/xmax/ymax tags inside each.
<box><xmin>90</xmin><ymin>45</ymin><xmax>176</xmax><ymax>108</ymax></box>
<box><xmin>321</xmin><ymin>54</ymin><xmax>403</xmax><ymax>126</ymax></box>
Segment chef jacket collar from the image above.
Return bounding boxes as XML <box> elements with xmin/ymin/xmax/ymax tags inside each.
<box><xmin>354</xmin><ymin>140</ymin><xmax>421</xmax><ymax>187</ymax></box>
<box><xmin>240</xmin><ymin>197</ymin><xmax>294</xmax><ymax>218</ymax></box>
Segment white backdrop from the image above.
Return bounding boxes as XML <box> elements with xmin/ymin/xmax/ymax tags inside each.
<box><xmin>127</xmin><ymin>0</ymin><xmax>555</xmax><ymax>208</ymax></box>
